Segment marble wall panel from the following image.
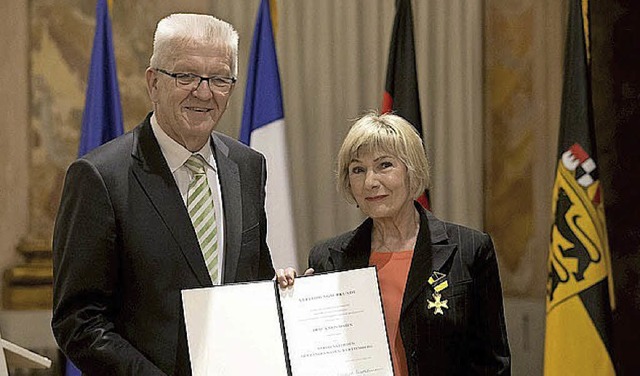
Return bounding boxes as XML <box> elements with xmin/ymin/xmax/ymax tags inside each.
<box><xmin>485</xmin><ymin>3</ymin><xmax>535</xmax><ymax>275</ymax></box>
<box><xmin>484</xmin><ymin>0</ymin><xmax>565</xmax><ymax>297</ymax></box>
<box><xmin>0</xmin><ymin>0</ymin><xmax>30</xmax><ymax>302</ymax></box>
<box><xmin>27</xmin><ymin>0</ymin><xmax>220</xmax><ymax>240</ymax></box>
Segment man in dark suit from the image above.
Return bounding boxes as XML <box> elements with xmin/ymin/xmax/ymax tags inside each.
<box><xmin>52</xmin><ymin>14</ymin><xmax>274</xmax><ymax>375</ymax></box>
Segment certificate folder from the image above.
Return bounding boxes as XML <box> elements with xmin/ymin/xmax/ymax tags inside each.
<box><xmin>182</xmin><ymin>267</ymin><xmax>393</xmax><ymax>376</ymax></box>
<box><xmin>0</xmin><ymin>336</ymin><xmax>52</xmax><ymax>375</ymax></box>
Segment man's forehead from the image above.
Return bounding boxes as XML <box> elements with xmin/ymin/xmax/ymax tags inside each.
<box><xmin>169</xmin><ymin>47</ymin><xmax>233</xmax><ymax>69</ymax></box>
<box><xmin>172</xmin><ymin>45</ymin><xmax>231</xmax><ymax>58</ymax></box>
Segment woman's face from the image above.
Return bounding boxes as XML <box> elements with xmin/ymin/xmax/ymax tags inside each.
<box><xmin>348</xmin><ymin>150</ymin><xmax>413</xmax><ymax>220</ymax></box>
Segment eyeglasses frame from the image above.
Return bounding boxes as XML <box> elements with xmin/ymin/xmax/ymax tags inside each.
<box><xmin>155</xmin><ymin>68</ymin><xmax>237</xmax><ymax>93</ymax></box>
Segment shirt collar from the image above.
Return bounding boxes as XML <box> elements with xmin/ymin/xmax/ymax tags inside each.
<box><xmin>150</xmin><ymin>113</ymin><xmax>216</xmax><ymax>172</ymax></box>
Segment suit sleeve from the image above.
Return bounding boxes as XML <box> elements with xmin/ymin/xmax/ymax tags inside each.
<box><xmin>469</xmin><ymin>233</ymin><xmax>512</xmax><ymax>375</ymax></box>
<box><xmin>308</xmin><ymin>245</ymin><xmax>326</xmax><ymax>272</ymax></box>
<box><xmin>257</xmin><ymin>154</ymin><xmax>276</xmax><ymax>279</ymax></box>
<box><xmin>52</xmin><ymin>159</ymin><xmax>165</xmax><ymax>376</ymax></box>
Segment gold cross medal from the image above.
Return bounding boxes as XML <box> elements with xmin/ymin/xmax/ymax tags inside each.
<box><xmin>427</xmin><ymin>272</ymin><xmax>449</xmax><ymax>315</ymax></box>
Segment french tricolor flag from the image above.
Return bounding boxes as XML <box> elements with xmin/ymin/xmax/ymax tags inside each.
<box><xmin>240</xmin><ymin>0</ymin><xmax>298</xmax><ymax>269</ymax></box>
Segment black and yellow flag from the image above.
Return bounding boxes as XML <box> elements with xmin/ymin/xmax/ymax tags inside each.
<box><xmin>544</xmin><ymin>1</ymin><xmax>616</xmax><ymax>375</ymax></box>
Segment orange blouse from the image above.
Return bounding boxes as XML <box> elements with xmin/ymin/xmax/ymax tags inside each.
<box><xmin>369</xmin><ymin>250</ymin><xmax>414</xmax><ymax>376</ymax></box>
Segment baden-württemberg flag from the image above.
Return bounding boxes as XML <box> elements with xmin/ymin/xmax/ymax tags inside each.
<box><xmin>544</xmin><ymin>1</ymin><xmax>615</xmax><ymax>375</ymax></box>
<box><xmin>240</xmin><ymin>0</ymin><xmax>298</xmax><ymax>269</ymax></box>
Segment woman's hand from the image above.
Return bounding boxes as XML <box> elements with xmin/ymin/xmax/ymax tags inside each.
<box><xmin>275</xmin><ymin>267</ymin><xmax>315</xmax><ymax>288</ymax></box>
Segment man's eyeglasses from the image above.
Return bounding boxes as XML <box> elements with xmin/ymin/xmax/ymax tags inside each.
<box><xmin>155</xmin><ymin>68</ymin><xmax>237</xmax><ymax>94</ymax></box>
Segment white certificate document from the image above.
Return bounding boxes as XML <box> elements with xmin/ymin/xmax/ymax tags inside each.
<box><xmin>182</xmin><ymin>281</ymin><xmax>288</xmax><ymax>376</ymax></box>
<box><xmin>182</xmin><ymin>267</ymin><xmax>392</xmax><ymax>376</ymax></box>
<box><xmin>279</xmin><ymin>267</ymin><xmax>393</xmax><ymax>376</ymax></box>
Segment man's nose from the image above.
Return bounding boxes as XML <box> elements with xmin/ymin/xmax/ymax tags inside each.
<box><xmin>192</xmin><ymin>79</ymin><xmax>213</xmax><ymax>100</ymax></box>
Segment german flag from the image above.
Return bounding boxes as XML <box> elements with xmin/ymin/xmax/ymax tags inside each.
<box><xmin>381</xmin><ymin>0</ymin><xmax>429</xmax><ymax>209</ymax></box>
<box><xmin>544</xmin><ymin>1</ymin><xmax>616</xmax><ymax>375</ymax></box>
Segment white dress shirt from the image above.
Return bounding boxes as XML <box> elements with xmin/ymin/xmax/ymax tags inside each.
<box><xmin>150</xmin><ymin>114</ymin><xmax>225</xmax><ymax>284</ymax></box>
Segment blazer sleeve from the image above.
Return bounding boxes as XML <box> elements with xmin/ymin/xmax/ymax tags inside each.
<box><xmin>308</xmin><ymin>237</ymin><xmax>345</xmax><ymax>273</ymax></box>
<box><xmin>52</xmin><ymin>159</ymin><xmax>165</xmax><ymax>376</ymax></box>
<box><xmin>257</xmin><ymin>154</ymin><xmax>275</xmax><ymax>279</ymax></box>
<box><xmin>308</xmin><ymin>244</ymin><xmax>326</xmax><ymax>272</ymax></box>
<box><xmin>468</xmin><ymin>233</ymin><xmax>512</xmax><ymax>375</ymax></box>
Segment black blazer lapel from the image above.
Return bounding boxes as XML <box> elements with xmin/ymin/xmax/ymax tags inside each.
<box><xmin>211</xmin><ymin>133</ymin><xmax>242</xmax><ymax>283</ymax></box>
<box><xmin>426</xmin><ymin>210</ymin><xmax>458</xmax><ymax>272</ymax></box>
<box><xmin>401</xmin><ymin>207</ymin><xmax>457</xmax><ymax>314</ymax></box>
<box><xmin>329</xmin><ymin>219</ymin><xmax>373</xmax><ymax>271</ymax></box>
<box><xmin>130</xmin><ymin>115</ymin><xmax>212</xmax><ymax>286</ymax></box>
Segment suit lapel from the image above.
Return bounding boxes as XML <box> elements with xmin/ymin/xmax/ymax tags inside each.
<box><xmin>427</xmin><ymin>210</ymin><xmax>458</xmax><ymax>272</ymax></box>
<box><xmin>401</xmin><ymin>207</ymin><xmax>456</xmax><ymax>314</ymax></box>
<box><xmin>130</xmin><ymin>116</ymin><xmax>212</xmax><ymax>287</ymax></box>
<box><xmin>211</xmin><ymin>134</ymin><xmax>242</xmax><ymax>283</ymax></box>
<box><xmin>329</xmin><ymin>219</ymin><xmax>373</xmax><ymax>270</ymax></box>
<box><xmin>327</xmin><ymin>206</ymin><xmax>457</xmax><ymax>316</ymax></box>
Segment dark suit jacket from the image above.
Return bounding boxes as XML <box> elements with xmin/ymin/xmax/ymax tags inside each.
<box><xmin>52</xmin><ymin>113</ymin><xmax>275</xmax><ymax>375</ymax></box>
<box><xmin>309</xmin><ymin>204</ymin><xmax>511</xmax><ymax>375</ymax></box>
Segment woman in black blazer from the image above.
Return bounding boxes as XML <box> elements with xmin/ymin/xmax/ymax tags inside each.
<box><xmin>306</xmin><ymin>112</ymin><xmax>511</xmax><ymax>375</ymax></box>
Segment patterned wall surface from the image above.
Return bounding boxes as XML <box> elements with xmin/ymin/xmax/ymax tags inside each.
<box><xmin>485</xmin><ymin>3</ymin><xmax>535</xmax><ymax>279</ymax></box>
<box><xmin>27</xmin><ymin>0</ymin><xmax>218</xmax><ymax>241</ymax></box>
<box><xmin>484</xmin><ymin>0</ymin><xmax>565</xmax><ymax>297</ymax></box>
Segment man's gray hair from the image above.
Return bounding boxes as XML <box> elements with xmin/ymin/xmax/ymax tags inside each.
<box><xmin>150</xmin><ymin>13</ymin><xmax>239</xmax><ymax>76</ymax></box>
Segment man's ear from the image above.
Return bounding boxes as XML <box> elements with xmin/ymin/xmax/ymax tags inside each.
<box><xmin>145</xmin><ymin>68</ymin><xmax>159</xmax><ymax>102</ymax></box>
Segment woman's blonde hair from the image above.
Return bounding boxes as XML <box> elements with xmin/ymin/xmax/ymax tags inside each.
<box><xmin>337</xmin><ymin>112</ymin><xmax>430</xmax><ymax>204</ymax></box>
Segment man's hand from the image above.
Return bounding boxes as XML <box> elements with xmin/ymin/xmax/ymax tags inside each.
<box><xmin>275</xmin><ymin>267</ymin><xmax>314</xmax><ymax>288</ymax></box>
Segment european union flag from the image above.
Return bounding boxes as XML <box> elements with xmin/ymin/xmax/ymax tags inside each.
<box><xmin>77</xmin><ymin>0</ymin><xmax>123</xmax><ymax>157</ymax></box>
<box><xmin>66</xmin><ymin>1</ymin><xmax>122</xmax><ymax>374</ymax></box>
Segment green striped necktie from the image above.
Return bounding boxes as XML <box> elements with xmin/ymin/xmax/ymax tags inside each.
<box><xmin>184</xmin><ymin>154</ymin><xmax>219</xmax><ymax>283</ymax></box>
